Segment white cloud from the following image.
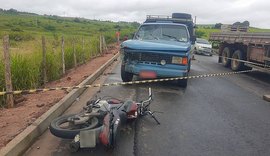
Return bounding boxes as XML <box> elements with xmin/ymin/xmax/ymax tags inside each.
<box><xmin>1</xmin><ymin>0</ymin><xmax>269</xmax><ymax>28</ymax></box>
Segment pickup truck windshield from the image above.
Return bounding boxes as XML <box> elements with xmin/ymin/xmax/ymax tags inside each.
<box><xmin>135</xmin><ymin>24</ymin><xmax>189</xmax><ymax>42</ymax></box>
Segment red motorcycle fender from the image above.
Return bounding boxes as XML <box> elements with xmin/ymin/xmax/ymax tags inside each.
<box><xmin>99</xmin><ymin>114</ymin><xmax>110</xmax><ymax>146</ymax></box>
<box><xmin>127</xmin><ymin>102</ymin><xmax>138</xmax><ymax>118</ymax></box>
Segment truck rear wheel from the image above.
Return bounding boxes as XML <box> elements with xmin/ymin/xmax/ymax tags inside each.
<box><xmin>231</xmin><ymin>50</ymin><xmax>245</xmax><ymax>71</ymax></box>
<box><xmin>222</xmin><ymin>47</ymin><xmax>232</xmax><ymax>67</ymax></box>
<box><xmin>121</xmin><ymin>64</ymin><xmax>133</xmax><ymax>82</ymax></box>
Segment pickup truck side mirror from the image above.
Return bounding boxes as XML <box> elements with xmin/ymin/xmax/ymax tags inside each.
<box><xmin>191</xmin><ymin>36</ymin><xmax>196</xmax><ymax>44</ymax></box>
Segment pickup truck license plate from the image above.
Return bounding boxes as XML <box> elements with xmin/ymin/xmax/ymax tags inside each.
<box><xmin>139</xmin><ymin>71</ymin><xmax>157</xmax><ymax>79</ymax></box>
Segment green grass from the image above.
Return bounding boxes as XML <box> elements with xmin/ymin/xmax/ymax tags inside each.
<box><xmin>248</xmin><ymin>27</ymin><xmax>270</xmax><ymax>33</ymax></box>
<box><xmin>0</xmin><ymin>10</ymin><xmax>139</xmax><ymax>107</ymax></box>
<box><xmin>196</xmin><ymin>25</ymin><xmax>270</xmax><ymax>40</ymax></box>
<box><xmin>196</xmin><ymin>28</ymin><xmax>221</xmax><ymax>39</ymax></box>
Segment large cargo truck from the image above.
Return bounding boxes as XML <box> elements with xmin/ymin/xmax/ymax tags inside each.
<box><xmin>210</xmin><ymin>32</ymin><xmax>270</xmax><ymax>72</ymax></box>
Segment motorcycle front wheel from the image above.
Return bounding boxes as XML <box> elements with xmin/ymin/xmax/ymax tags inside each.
<box><xmin>50</xmin><ymin>114</ymin><xmax>99</xmax><ymax>139</ymax></box>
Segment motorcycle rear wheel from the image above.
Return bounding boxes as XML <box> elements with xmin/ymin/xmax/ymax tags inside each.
<box><xmin>50</xmin><ymin>114</ymin><xmax>99</xmax><ymax>139</ymax></box>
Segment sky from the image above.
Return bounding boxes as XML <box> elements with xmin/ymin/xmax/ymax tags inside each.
<box><xmin>1</xmin><ymin>0</ymin><xmax>269</xmax><ymax>28</ymax></box>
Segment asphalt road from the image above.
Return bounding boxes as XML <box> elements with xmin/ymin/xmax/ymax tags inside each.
<box><xmin>24</xmin><ymin>54</ymin><xmax>270</xmax><ymax>156</ymax></box>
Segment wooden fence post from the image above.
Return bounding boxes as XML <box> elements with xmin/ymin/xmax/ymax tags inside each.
<box><xmin>102</xmin><ymin>35</ymin><xmax>108</xmax><ymax>53</ymax></box>
<box><xmin>42</xmin><ymin>36</ymin><xmax>47</xmax><ymax>85</ymax></box>
<box><xmin>99</xmin><ymin>35</ymin><xmax>103</xmax><ymax>55</ymax></box>
<box><xmin>89</xmin><ymin>39</ymin><xmax>93</xmax><ymax>59</ymax></box>
<box><xmin>73</xmin><ymin>38</ymin><xmax>77</xmax><ymax>68</ymax></box>
<box><xmin>3</xmin><ymin>35</ymin><xmax>14</xmax><ymax>108</ymax></box>
<box><xmin>82</xmin><ymin>37</ymin><xmax>85</xmax><ymax>63</ymax></box>
<box><xmin>61</xmin><ymin>36</ymin><xmax>65</xmax><ymax>74</ymax></box>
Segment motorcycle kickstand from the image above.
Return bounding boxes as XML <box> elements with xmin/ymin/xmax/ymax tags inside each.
<box><xmin>146</xmin><ymin>111</ymin><xmax>161</xmax><ymax>125</ymax></box>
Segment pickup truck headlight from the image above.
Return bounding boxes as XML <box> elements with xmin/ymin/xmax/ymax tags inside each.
<box><xmin>172</xmin><ymin>56</ymin><xmax>188</xmax><ymax>65</ymax></box>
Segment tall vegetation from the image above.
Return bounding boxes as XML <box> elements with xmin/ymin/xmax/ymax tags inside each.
<box><xmin>0</xmin><ymin>9</ymin><xmax>139</xmax><ymax>107</ymax></box>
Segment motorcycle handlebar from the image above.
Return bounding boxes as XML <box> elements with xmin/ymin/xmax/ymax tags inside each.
<box><xmin>138</xmin><ymin>88</ymin><xmax>153</xmax><ymax>106</ymax></box>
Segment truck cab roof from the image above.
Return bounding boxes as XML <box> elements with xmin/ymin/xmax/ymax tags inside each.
<box><xmin>141</xmin><ymin>22</ymin><xmax>188</xmax><ymax>27</ymax></box>
<box><xmin>144</xmin><ymin>15</ymin><xmax>193</xmax><ymax>25</ymax></box>
<box><xmin>143</xmin><ymin>13</ymin><xmax>196</xmax><ymax>44</ymax></box>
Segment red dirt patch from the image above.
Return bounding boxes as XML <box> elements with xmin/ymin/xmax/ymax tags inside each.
<box><xmin>0</xmin><ymin>45</ymin><xmax>119</xmax><ymax>149</ymax></box>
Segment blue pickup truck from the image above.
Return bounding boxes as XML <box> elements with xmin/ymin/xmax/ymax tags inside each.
<box><xmin>120</xmin><ymin>13</ymin><xmax>196</xmax><ymax>87</ymax></box>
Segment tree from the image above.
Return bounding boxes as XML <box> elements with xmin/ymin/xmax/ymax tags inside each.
<box><xmin>131</xmin><ymin>22</ymin><xmax>140</xmax><ymax>28</ymax></box>
<box><xmin>44</xmin><ymin>25</ymin><xmax>56</xmax><ymax>31</ymax></box>
<box><xmin>195</xmin><ymin>30</ymin><xmax>205</xmax><ymax>38</ymax></box>
<box><xmin>233</xmin><ymin>22</ymin><xmax>241</xmax><ymax>26</ymax></box>
<box><xmin>243</xmin><ymin>21</ymin><xmax>250</xmax><ymax>27</ymax></box>
<box><xmin>114</xmin><ymin>25</ymin><xmax>121</xmax><ymax>30</ymax></box>
<box><xmin>214</xmin><ymin>23</ymin><xmax>222</xmax><ymax>29</ymax></box>
<box><xmin>6</xmin><ymin>8</ymin><xmax>18</xmax><ymax>14</ymax></box>
<box><xmin>73</xmin><ymin>18</ymin><xmax>80</xmax><ymax>23</ymax></box>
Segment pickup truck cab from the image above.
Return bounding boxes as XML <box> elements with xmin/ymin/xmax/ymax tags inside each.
<box><xmin>120</xmin><ymin>13</ymin><xmax>195</xmax><ymax>87</ymax></box>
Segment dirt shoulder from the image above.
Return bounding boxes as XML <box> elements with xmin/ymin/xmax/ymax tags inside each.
<box><xmin>0</xmin><ymin>45</ymin><xmax>119</xmax><ymax>149</ymax></box>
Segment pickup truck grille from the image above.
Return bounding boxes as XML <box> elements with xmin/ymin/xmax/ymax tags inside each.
<box><xmin>125</xmin><ymin>52</ymin><xmax>172</xmax><ymax>64</ymax></box>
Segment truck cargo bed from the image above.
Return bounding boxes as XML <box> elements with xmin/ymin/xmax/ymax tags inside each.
<box><xmin>210</xmin><ymin>32</ymin><xmax>270</xmax><ymax>45</ymax></box>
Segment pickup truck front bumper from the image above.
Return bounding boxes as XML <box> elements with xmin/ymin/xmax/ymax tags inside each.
<box><xmin>124</xmin><ymin>62</ymin><xmax>189</xmax><ymax>78</ymax></box>
<box><xmin>196</xmin><ymin>48</ymin><xmax>213</xmax><ymax>55</ymax></box>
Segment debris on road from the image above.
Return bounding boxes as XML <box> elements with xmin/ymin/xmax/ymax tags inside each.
<box><xmin>263</xmin><ymin>95</ymin><xmax>270</xmax><ymax>102</ymax></box>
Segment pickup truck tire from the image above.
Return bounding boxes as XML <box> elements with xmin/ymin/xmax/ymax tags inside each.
<box><xmin>222</xmin><ymin>47</ymin><xmax>232</xmax><ymax>67</ymax></box>
<box><xmin>194</xmin><ymin>47</ymin><xmax>197</xmax><ymax>54</ymax></box>
<box><xmin>177</xmin><ymin>75</ymin><xmax>188</xmax><ymax>88</ymax></box>
<box><xmin>188</xmin><ymin>61</ymin><xmax>191</xmax><ymax>72</ymax></box>
<box><xmin>178</xmin><ymin>79</ymin><xmax>188</xmax><ymax>88</ymax></box>
<box><xmin>231</xmin><ymin>50</ymin><xmax>245</xmax><ymax>71</ymax></box>
<box><xmin>121</xmin><ymin>64</ymin><xmax>133</xmax><ymax>82</ymax></box>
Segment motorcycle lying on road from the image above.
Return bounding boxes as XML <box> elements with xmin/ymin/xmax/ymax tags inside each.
<box><xmin>49</xmin><ymin>88</ymin><xmax>160</xmax><ymax>152</ymax></box>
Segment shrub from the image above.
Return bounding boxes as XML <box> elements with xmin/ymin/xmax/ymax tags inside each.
<box><xmin>44</xmin><ymin>25</ymin><xmax>56</xmax><ymax>31</ymax></box>
<box><xmin>9</xmin><ymin>32</ymin><xmax>34</xmax><ymax>41</ymax></box>
<box><xmin>74</xmin><ymin>18</ymin><xmax>80</xmax><ymax>23</ymax></box>
<box><xmin>11</xmin><ymin>53</ymin><xmax>41</xmax><ymax>90</ymax></box>
<box><xmin>195</xmin><ymin>30</ymin><xmax>206</xmax><ymax>38</ymax></box>
<box><xmin>11</xmin><ymin>27</ymin><xmax>23</xmax><ymax>32</ymax></box>
<box><xmin>46</xmin><ymin>52</ymin><xmax>61</xmax><ymax>81</ymax></box>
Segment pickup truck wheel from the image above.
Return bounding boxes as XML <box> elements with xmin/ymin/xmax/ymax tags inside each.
<box><xmin>222</xmin><ymin>47</ymin><xmax>232</xmax><ymax>67</ymax></box>
<box><xmin>231</xmin><ymin>50</ymin><xmax>245</xmax><ymax>71</ymax></box>
<box><xmin>178</xmin><ymin>79</ymin><xmax>188</xmax><ymax>88</ymax></box>
<box><xmin>121</xmin><ymin>64</ymin><xmax>133</xmax><ymax>82</ymax></box>
<box><xmin>177</xmin><ymin>75</ymin><xmax>188</xmax><ymax>88</ymax></box>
